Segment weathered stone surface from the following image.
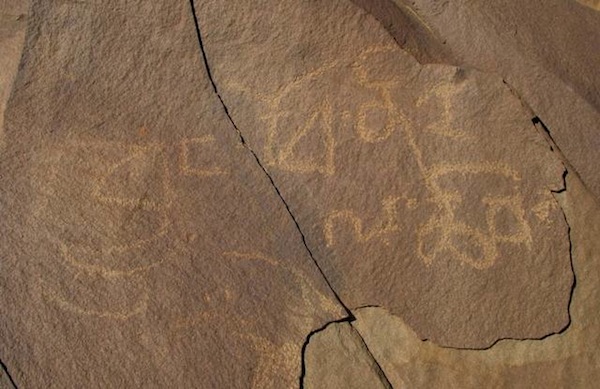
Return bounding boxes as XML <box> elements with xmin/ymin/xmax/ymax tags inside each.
<box><xmin>0</xmin><ymin>1</ymin><xmax>346</xmax><ymax>387</ymax></box>
<box><xmin>1</xmin><ymin>0</ymin><xmax>598</xmax><ymax>387</ymax></box>
<box><xmin>196</xmin><ymin>0</ymin><xmax>572</xmax><ymax>348</ymax></box>
<box><xmin>0</xmin><ymin>362</ymin><xmax>16</xmax><ymax>389</ymax></box>
<box><xmin>349</xmin><ymin>0</ymin><xmax>453</xmax><ymax>64</ymax></box>
<box><xmin>577</xmin><ymin>0</ymin><xmax>600</xmax><ymax>11</ymax></box>
<box><xmin>0</xmin><ymin>0</ymin><xmax>28</xmax><ymax>149</ymax></box>
<box><xmin>352</xmin><ymin>172</ymin><xmax>600</xmax><ymax>387</ymax></box>
<box><xmin>303</xmin><ymin>322</ymin><xmax>390</xmax><ymax>388</ymax></box>
<box><xmin>387</xmin><ymin>0</ymin><xmax>600</xmax><ymax>203</ymax></box>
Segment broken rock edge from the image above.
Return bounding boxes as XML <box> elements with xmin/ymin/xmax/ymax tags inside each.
<box><xmin>353</xmin><ymin>0</ymin><xmax>577</xmax><ymax>352</ymax></box>
<box><xmin>188</xmin><ymin>1</ymin><xmax>385</xmax><ymax>387</ymax></box>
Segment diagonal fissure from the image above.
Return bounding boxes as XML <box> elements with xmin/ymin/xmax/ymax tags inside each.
<box><xmin>349</xmin><ymin>323</ymin><xmax>394</xmax><ymax>388</ymax></box>
<box><xmin>186</xmin><ymin>0</ymin><xmax>352</xmax><ymax>317</ymax></box>
<box><xmin>1</xmin><ymin>358</ymin><xmax>18</xmax><ymax>389</ymax></box>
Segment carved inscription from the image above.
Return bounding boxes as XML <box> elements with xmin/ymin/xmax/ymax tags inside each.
<box><xmin>236</xmin><ymin>46</ymin><xmax>555</xmax><ymax>270</ymax></box>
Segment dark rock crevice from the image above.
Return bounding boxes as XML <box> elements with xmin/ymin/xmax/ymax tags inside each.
<box><xmin>298</xmin><ymin>316</ymin><xmax>394</xmax><ymax>389</ymax></box>
<box><xmin>188</xmin><ymin>2</ymin><xmax>369</xmax><ymax>385</ymax></box>
<box><xmin>348</xmin><ymin>322</ymin><xmax>394</xmax><ymax>389</ymax></box>
<box><xmin>188</xmin><ymin>2</ymin><xmax>577</xmax><ymax>385</ymax></box>
<box><xmin>187</xmin><ymin>0</ymin><xmax>352</xmax><ymax>317</ymax></box>
<box><xmin>0</xmin><ymin>358</ymin><xmax>18</xmax><ymax>389</ymax></box>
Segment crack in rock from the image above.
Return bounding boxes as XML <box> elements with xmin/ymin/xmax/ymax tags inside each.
<box><xmin>187</xmin><ymin>0</ymin><xmax>351</xmax><ymax>315</ymax></box>
<box><xmin>188</xmin><ymin>0</ymin><xmax>577</xmax><ymax>383</ymax></box>
<box><xmin>187</xmin><ymin>1</ymin><xmax>361</xmax><ymax>386</ymax></box>
<box><xmin>0</xmin><ymin>358</ymin><xmax>18</xmax><ymax>389</ymax></box>
<box><xmin>299</xmin><ymin>317</ymin><xmax>394</xmax><ymax>389</ymax></box>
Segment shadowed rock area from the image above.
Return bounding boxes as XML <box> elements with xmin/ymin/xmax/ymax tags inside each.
<box><xmin>0</xmin><ymin>0</ymin><xmax>598</xmax><ymax>387</ymax></box>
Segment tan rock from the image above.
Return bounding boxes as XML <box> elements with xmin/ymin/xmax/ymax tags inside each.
<box><xmin>352</xmin><ymin>171</ymin><xmax>600</xmax><ymax>387</ymax></box>
<box><xmin>576</xmin><ymin>0</ymin><xmax>600</xmax><ymax>11</ymax></box>
<box><xmin>1</xmin><ymin>0</ymin><xmax>596</xmax><ymax>386</ymax></box>
<box><xmin>303</xmin><ymin>322</ymin><xmax>391</xmax><ymax>388</ymax></box>
<box><xmin>0</xmin><ymin>362</ymin><xmax>16</xmax><ymax>389</ymax></box>
<box><xmin>195</xmin><ymin>0</ymin><xmax>572</xmax><ymax>348</ymax></box>
<box><xmin>0</xmin><ymin>1</ymin><xmax>346</xmax><ymax>387</ymax></box>
<box><xmin>0</xmin><ymin>0</ymin><xmax>29</xmax><ymax>149</ymax></box>
<box><xmin>388</xmin><ymin>0</ymin><xmax>600</xmax><ymax>203</ymax></box>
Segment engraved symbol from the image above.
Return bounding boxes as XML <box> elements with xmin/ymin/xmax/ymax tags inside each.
<box><xmin>324</xmin><ymin>196</ymin><xmax>402</xmax><ymax>247</ymax></box>
<box><xmin>416</xmin><ymin>79</ymin><xmax>474</xmax><ymax>139</ymax></box>
<box><xmin>272</xmin><ymin>102</ymin><xmax>335</xmax><ymax>175</ymax></box>
<box><xmin>417</xmin><ymin>164</ymin><xmax>533</xmax><ymax>269</ymax></box>
<box><xmin>353</xmin><ymin>46</ymin><xmax>412</xmax><ymax>143</ymax></box>
<box><xmin>180</xmin><ymin>135</ymin><xmax>229</xmax><ymax>177</ymax></box>
<box><xmin>36</xmin><ymin>135</ymin><xmax>230</xmax><ymax>320</ymax></box>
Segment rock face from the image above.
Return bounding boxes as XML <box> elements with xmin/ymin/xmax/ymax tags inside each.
<box><xmin>196</xmin><ymin>0</ymin><xmax>571</xmax><ymax>349</ymax></box>
<box><xmin>352</xmin><ymin>172</ymin><xmax>600</xmax><ymax>387</ymax></box>
<box><xmin>386</xmin><ymin>0</ymin><xmax>600</xmax><ymax>203</ymax></box>
<box><xmin>1</xmin><ymin>0</ymin><xmax>598</xmax><ymax>388</ymax></box>
<box><xmin>0</xmin><ymin>1</ymin><xmax>345</xmax><ymax>387</ymax></box>
<box><xmin>0</xmin><ymin>0</ymin><xmax>28</xmax><ymax>149</ymax></box>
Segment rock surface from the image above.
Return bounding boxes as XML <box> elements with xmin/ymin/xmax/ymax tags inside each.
<box><xmin>303</xmin><ymin>322</ymin><xmax>391</xmax><ymax>388</ymax></box>
<box><xmin>385</xmin><ymin>0</ymin><xmax>600</xmax><ymax>203</ymax></box>
<box><xmin>351</xmin><ymin>171</ymin><xmax>600</xmax><ymax>387</ymax></box>
<box><xmin>1</xmin><ymin>0</ymin><xmax>598</xmax><ymax>387</ymax></box>
<box><xmin>196</xmin><ymin>0</ymin><xmax>572</xmax><ymax>349</ymax></box>
<box><xmin>0</xmin><ymin>0</ymin><xmax>28</xmax><ymax>149</ymax></box>
<box><xmin>0</xmin><ymin>1</ymin><xmax>345</xmax><ymax>387</ymax></box>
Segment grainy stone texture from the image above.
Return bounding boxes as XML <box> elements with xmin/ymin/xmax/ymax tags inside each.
<box><xmin>387</xmin><ymin>0</ymin><xmax>600</xmax><ymax>203</ymax></box>
<box><xmin>352</xmin><ymin>172</ymin><xmax>600</xmax><ymax>387</ymax></box>
<box><xmin>1</xmin><ymin>0</ymin><xmax>598</xmax><ymax>387</ymax></box>
<box><xmin>0</xmin><ymin>363</ymin><xmax>16</xmax><ymax>389</ymax></box>
<box><xmin>0</xmin><ymin>1</ymin><xmax>346</xmax><ymax>387</ymax></box>
<box><xmin>196</xmin><ymin>0</ymin><xmax>572</xmax><ymax>349</ymax></box>
<box><xmin>577</xmin><ymin>0</ymin><xmax>600</xmax><ymax>11</ymax></box>
<box><xmin>0</xmin><ymin>0</ymin><xmax>28</xmax><ymax>149</ymax></box>
<box><xmin>303</xmin><ymin>322</ymin><xmax>391</xmax><ymax>389</ymax></box>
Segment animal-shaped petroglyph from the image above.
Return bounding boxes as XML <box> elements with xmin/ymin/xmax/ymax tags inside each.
<box><xmin>169</xmin><ymin>250</ymin><xmax>340</xmax><ymax>388</ymax></box>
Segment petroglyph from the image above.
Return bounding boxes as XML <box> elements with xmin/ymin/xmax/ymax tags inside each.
<box><xmin>262</xmin><ymin>99</ymin><xmax>336</xmax><ymax>176</ymax></box>
<box><xmin>222</xmin><ymin>251</ymin><xmax>340</xmax><ymax>318</ymax></box>
<box><xmin>228</xmin><ymin>45</ymin><xmax>557</xmax><ymax>271</ymax></box>
<box><xmin>417</xmin><ymin>164</ymin><xmax>532</xmax><ymax>269</ymax></box>
<box><xmin>240</xmin><ymin>333</ymin><xmax>298</xmax><ymax>389</ymax></box>
<box><xmin>57</xmin><ymin>240</ymin><xmax>169</xmax><ymax>278</ymax></box>
<box><xmin>180</xmin><ymin>136</ymin><xmax>229</xmax><ymax>177</ymax></box>
<box><xmin>50</xmin><ymin>141</ymin><xmax>174</xmax><ymax>272</ymax></box>
<box><xmin>92</xmin><ymin>143</ymin><xmax>173</xmax><ymax>211</ymax></box>
<box><xmin>34</xmin><ymin>136</ymin><xmax>230</xmax><ymax>319</ymax></box>
<box><xmin>324</xmin><ymin>196</ymin><xmax>402</xmax><ymax>247</ymax></box>
<box><xmin>416</xmin><ymin>80</ymin><xmax>474</xmax><ymax>139</ymax></box>
<box><xmin>171</xmin><ymin>310</ymin><xmax>298</xmax><ymax>389</ymax></box>
<box><xmin>353</xmin><ymin>46</ymin><xmax>413</xmax><ymax>143</ymax></box>
<box><xmin>41</xmin><ymin>273</ymin><xmax>150</xmax><ymax>320</ymax></box>
<box><xmin>279</xmin><ymin>103</ymin><xmax>335</xmax><ymax>175</ymax></box>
